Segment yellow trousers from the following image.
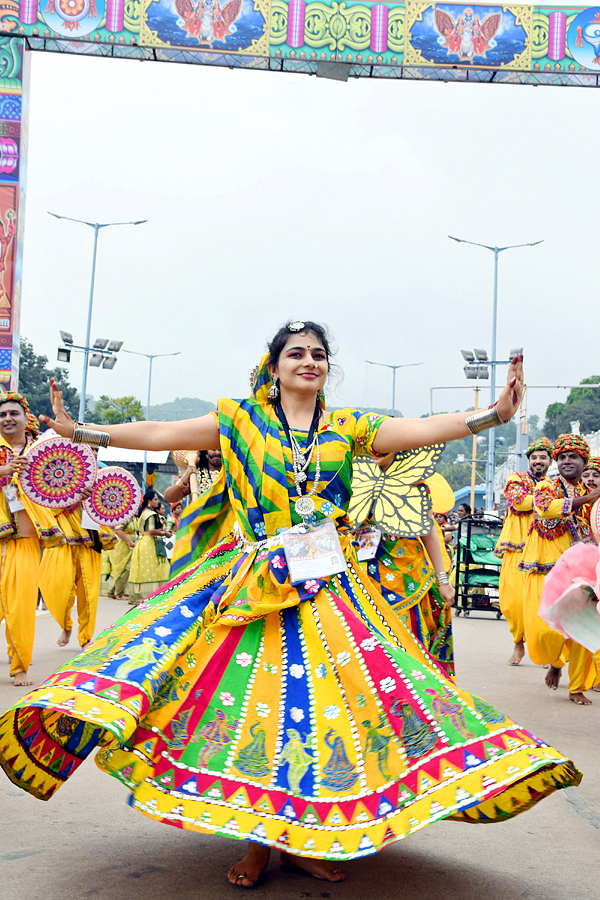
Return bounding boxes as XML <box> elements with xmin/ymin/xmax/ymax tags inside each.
<box><xmin>0</xmin><ymin>537</ymin><xmax>41</xmax><ymax>677</ymax></box>
<box><xmin>41</xmin><ymin>545</ymin><xmax>102</xmax><ymax>647</ymax></box>
<box><xmin>523</xmin><ymin>570</ymin><xmax>598</xmax><ymax>692</ymax></box>
<box><xmin>498</xmin><ymin>551</ymin><xmax>526</xmax><ymax>643</ymax></box>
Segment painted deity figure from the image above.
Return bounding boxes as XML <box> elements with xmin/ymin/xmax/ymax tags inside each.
<box><xmin>279</xmin><ymin>729</ymin><xmax>313</xmax><ymax>794</ymax></box>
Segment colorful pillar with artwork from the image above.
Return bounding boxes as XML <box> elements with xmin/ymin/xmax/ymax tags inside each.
<box><xmin>0</xmin><ymin>38</ymin><xmax>29</xmax><ymax>390</ymax></box>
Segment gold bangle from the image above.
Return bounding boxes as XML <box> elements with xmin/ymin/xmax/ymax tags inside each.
<box><xmin>72</xmin><ymin>427</ymin><xmax>110</xmax><ymax>449</ymax></box>
<box><xmin>465</xmin><ymin>406</ymin><xmax>505</xmax><ymax>435</ymax></box>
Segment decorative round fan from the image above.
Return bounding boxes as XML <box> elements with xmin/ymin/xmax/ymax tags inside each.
<box><xmin>84</xmin><ymin>466</ymin><xmax>142</xmax><ymax>528</ymax></box>
<box><xmin>19</xmin><ymin>437</ymin><xmax>97</xmax><ymax>509</ymax></box>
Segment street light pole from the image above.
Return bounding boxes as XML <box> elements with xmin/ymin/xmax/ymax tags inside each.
<box><xmin>449</xmin><ymin>235</ymin><xmax>543</xmax><ymax>510</ymax></box>
<box><xmin>123</xmin><ymin>349</ymin><xmax>181</xmax><ymax>487</ymax></box>
<box><xmin>48</xmin><ymin>213</ymin><xmax>148</xmax><ymax>421</ymax></box>
<box><xmin>366</xmin><ymin>360</ymin><xmax>424</xmax><ymax>416</ymax></box>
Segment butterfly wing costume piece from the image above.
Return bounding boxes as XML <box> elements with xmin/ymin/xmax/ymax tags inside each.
<box><xmin>348</xmin><ymin>444</ymin><xmax>445</xmax><ymax>537</ymax></box>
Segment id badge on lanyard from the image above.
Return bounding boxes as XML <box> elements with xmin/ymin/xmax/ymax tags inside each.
<box><xmin>355</xmin><ymin>527</ymin><xmax>381</xmax><ymax>561</ymax></box>
<box><xmin>282</xmin><ymin>517</ymin><xmax>347</xmax><ymax>584</ymax></box>
<box><xmin>3</xmin><ymin>483</ymin><xmax>24</xmax><ymax>513</ymax></box>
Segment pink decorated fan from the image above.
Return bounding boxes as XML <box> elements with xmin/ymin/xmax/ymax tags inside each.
<box><xmin>19</xmin><ymin>436</ymin><xmax>97</xmax><ymax>509</ymax></box>
<box><xmin>84</xmin><ymin>466</ymin><xmax>142</xmax><ymax>528</ymax></box>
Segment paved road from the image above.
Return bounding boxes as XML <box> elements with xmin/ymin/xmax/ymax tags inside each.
<box><xmin>1</xmin><ymin>601</ymin><xmax>598</xmax><ymax>900</ymax></box>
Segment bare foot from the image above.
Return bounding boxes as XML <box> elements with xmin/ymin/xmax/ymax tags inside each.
<box><xmin>592</xmin><ymin>684</ymin><xmax>600</xmax><ymax>693</ymax></box>
<box><xmin>80</xmin><ymin>641</ymin><xmax>92</xmax><ymax>651</ymax></box>
<box><xmin>280</xmin><ymin>852</ymin><xmax>345</xmax><ymax>882</ymax></box>
<box><xmin>508</xmin><ymin>640</ymin><xmax>525</xmax><ymax>666</ymax></box>
<box><xmin>13</xmin><ymin>670</ymin><xmax>33</xmax><ymax>686</ymax></box>
<box><xmin>57</xmin><ymin>629</ymin><xmax>71</xmax><ymax>647</ymax></box>
<box><xmin>570</xmin><ymin>692</ymin><xmax>592</xmax><ymax>705</ymax></box>
<box><xmin>227</xmin><ymin>843</ymin><xmax>270</xmax><ymax>887</ymax></box>
<box><xmin>545</xmin><ymin>665</ymin><xmax>562</xmax><ymax>690</ymax></box>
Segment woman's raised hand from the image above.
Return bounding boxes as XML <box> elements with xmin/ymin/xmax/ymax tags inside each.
<box><xmin>496</xmin><ymin>354</ymin><xmax>524</xmax><ymax>423</ymax></box>
<box><xmin>39</xmin><ymin>378</ymin><xmax>76</xmax><ymax>438</ymax></box>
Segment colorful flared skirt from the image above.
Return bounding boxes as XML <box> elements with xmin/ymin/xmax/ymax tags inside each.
<box><xmin>0</xmin><ymin>538</ymin><xmax>581</xmax><ymax>860</ymax></box>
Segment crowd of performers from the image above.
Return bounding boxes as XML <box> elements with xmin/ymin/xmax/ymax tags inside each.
<box><xmin>496</xmin><ymin>434</ymin><xmax>600</xmax><ymax>704</ymax></box>
<box><xmin>0</xmin><ymin>321</ymin><xmax>593</xmax><ymax>887</ymax></box>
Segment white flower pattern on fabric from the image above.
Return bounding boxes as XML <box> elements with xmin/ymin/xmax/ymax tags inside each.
<box><xmin>254</xmin><ymin>522</ymin><xmax>266</xmax><ymax>537</ymax></box>
<box><xmin>271</xmin><ymin>555</ymin><xmax>286</xmax><ymax>569</ymax></box>
<box><xmin>289</xmin><ymin>664</ymin><xmax>305</xmax><ymax>679</ymax></box>
<box><xmin>256</xmin><ymin>702</ymin><xmax>271</xmax><ymax>718</ymax></box>
<box><xmin>154</xmin><ymin>626</ymin><xmax>171</xmax><ymax>637</ymax></box>
<box><xmin>379</xmin><ymin>677</ymin><xmax>396</xmax><ymax>694</ymax></box>
<box><xmin>304</xmin><ymin>580</ymin><xmax>320</xmax><ymax>594</ymax></box>
<box><xmin>236</xmin><ymin>652</ymin><xmax>253</xmax><ymax>668</ymax></box>
<box><xmin>385</xmin><ymin>573</ymin><xmax>395</xmax><ymax>582</ymax></box>
<box><xmin>290</xmin><ymin>707</ymin><xmax>305</xmax><ymax>722</ymax></box>
<box><xmin>179</xmin><ymin>605</ymin><xmax>194</xmax><ymax>618</ymax></box>
<box><xmin>411</xmin><ymin>669</ymin><xmax>426</xmax><ymax>681</ymax></box>
<box><xmin>361</xmin><ymin>637</ymin><xmax>377</xmax><ymax>652</ymax></box>
<box><xmin>336</xmin><ymin>651</ymin><xmax>351</xmax><ymax>667</ymax></box>
<box><xmin>324</xmin><ymin>705</ymin><xmax>340</xmax><ymax>720</ymax></box>
<box><xmin>220</xmin><ymin>691</ymin><xmax>235</xmax><ymax>706</ymax></box>
<box><xmin>315</xmin><ymin>663</ymin><xmax>327</xmax><ymax>679</ymax></box>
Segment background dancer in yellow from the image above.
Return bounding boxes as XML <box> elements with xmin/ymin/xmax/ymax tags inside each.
<box><xmin>520</xmin><ymin>434</ymin><xmax>600</xmax><ymax>704</ymax></box>
<box><xmin>101</xmin><ymin>518</ymin><xmax>137</xmax><ymax>600</ymax></box>
<box><xmin>127</xmin><ymin>489</ymin><xmax>172</xmax><ymax>605</ymax></box>
<box><xmin>495</xmin><ymin>437</ymin><xmax>553</xmax><ymax>666</ymax></box>
<box><xmin>0</xmin><ymin>392</ymin><xmax>65</xmax><ymax>685</ymax></box>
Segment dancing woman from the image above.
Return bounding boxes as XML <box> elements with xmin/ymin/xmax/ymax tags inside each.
<box><xmin>0</xmin><ymin>322</ymin><xmax>580</xmax><ymax>887</ymax></box>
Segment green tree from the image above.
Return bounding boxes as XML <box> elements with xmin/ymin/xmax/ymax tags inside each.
<box><xmin>543</xmin><ymin>377</ymin><xmax>600</xmax><ymax>440</ymax></box>
<box><xmin>18</xmin><ymin>337</ymin><xmax>80</xmax><ymax>419</ymax></box>
<box><xmin>94</xmin><ymin>395</ymin><xmax>146</xmax><ymax>425</ymax></box>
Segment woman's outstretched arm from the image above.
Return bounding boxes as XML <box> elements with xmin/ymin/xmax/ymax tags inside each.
<box><xmin>40</xmin><ymin>378</ymin><xmax>220</xmax><ymax>450</ymax></box>
<box><xmin>372</xmin><ymin>355</ymin><xmax>523</xmax><ymax>455</ymax></box>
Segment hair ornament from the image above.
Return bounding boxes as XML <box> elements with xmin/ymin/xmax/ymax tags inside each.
<box><xmin>288</xmin><ymin>321</ymin><xmax>305</xmax><ymax>332</ymax></box>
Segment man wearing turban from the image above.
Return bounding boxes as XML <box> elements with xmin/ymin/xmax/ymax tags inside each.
<box><xmin>495</xmin><ymin>437</ymin><xmax>553</xmax><ymax>666</ymax></box>
<box><xmin>520</xmin><ymin>434</ymin><xmax>600</xmax><ymax>704</ymax></box>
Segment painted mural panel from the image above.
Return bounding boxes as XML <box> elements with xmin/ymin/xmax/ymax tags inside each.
<box><xmin>270</xmin><ymin>0</ymin><xmax>405</xmax><ymax>64</ymax></box>
<box><xmin>140</xmin><ymin>0</ymin><xmax>271</xmax><ymax>53</ymax></box>
<box><xmin>404</xmin><ymin>2</ymin><xmax>532</xmax><ymax>68</ymax></box>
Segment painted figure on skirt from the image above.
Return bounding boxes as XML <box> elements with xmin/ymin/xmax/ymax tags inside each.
<box><xmin>0</xmin><ymin>393</ymin><xmax>66</xmax><ymax>686</ymax></box>
<box><xmin>0</xmin><ymin>325</ymin><xmax>582</xmax><ymax>889</ymax></box>
<box><xmin>520</xmin><ymin>434</ymin><xmax>600</xmax><ymax>705</ymax></box>
<box><xmin>495</xmin><ymin>437</ymin><xmax>553</xmax><ymax>666</ymax></box>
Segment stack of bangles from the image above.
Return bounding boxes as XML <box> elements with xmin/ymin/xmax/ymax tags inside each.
<box><xmin>175</xmin><ymin>479</ymin><xmax>190</xmax><ymax>493</ymax></box>
<box><xmin>435</xmin><ymin>571</ymin><xmax>450</xmax><ymax>586</ymax></box>
<box><xmin>465</xmin><ymin>403</ymin><xmax>508</xmax><ymax>435</ymax></box>
<box><xmin>72</xmin><ymin>425</ymin><xmax>110</xmax><ymax>449</ymax></box>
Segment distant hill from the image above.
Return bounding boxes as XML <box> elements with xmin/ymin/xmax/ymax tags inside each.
<box><xmin>149</xmin><ymin>396</ymin><xmax>216</xmax><ymax>421</ymax></box>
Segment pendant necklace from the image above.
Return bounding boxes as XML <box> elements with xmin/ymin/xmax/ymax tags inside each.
<box><xmin>277</xmin><ymin>400</ymin><xmax>321</xmax><ymax>524</ymax></box>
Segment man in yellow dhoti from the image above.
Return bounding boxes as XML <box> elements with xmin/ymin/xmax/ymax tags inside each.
<box><xmin>42</xmin><ymin>500</ymin><xmax>116</xmax><ymax>650</ymax></box>
<box><xmin>0</xmin><ymin>393</ymin><xmax>66</xmax><ymax>685</ymax></box>
<box><xmin>495</xmin><ymin>437</ymin><xmax>553</xmax><ymax>666</ymax></box>
<box><xmin>521</xmin><ymin>434</ymin><xmax>600</xmax><ymax>705</ymax></box>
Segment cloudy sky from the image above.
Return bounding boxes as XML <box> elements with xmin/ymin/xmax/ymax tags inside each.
<box><xmin>20</xmin><ymin>15</ymin><xmax>597</xmax><ymax>424</ymax></box>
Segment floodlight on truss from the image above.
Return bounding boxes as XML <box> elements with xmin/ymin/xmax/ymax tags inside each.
<box><xmin>107</xmin><ymin>341</ymin><xmax>123</xmax><ymax>352</ymax></box>
<box><xmin>93</xmin><ymin>338</ymin><xmax>109</xmax><ymax>350</ymax></box>
<box><xmin>474</xmin><ymin>349</ymin><xmax>489</xmax><ymax>361</ymax></box>
<box><xmin>89</xmin><ymin>354</ymin><xmax>103</xmax><ymax>367</ymax></box>
<box><xmin>60</xmin><ymin>330</ymin><xmax>73</xmax><ymax>345</ymax></box>
<box><xmin>461</xmin><ymin>350</ymin><xmax>475</xmax><ymax>362</ymax></box>
<box><xmin>102</xmin><ymin>357</ymin><xmax>117</xmax><ymax>370</ymax></box>
<box><xmin>57</xmin><ymin>348</ymin><xmax>71</xmax><ymax>363</ymax></box>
